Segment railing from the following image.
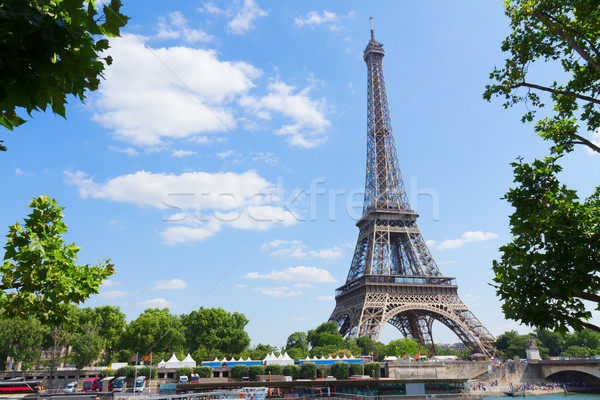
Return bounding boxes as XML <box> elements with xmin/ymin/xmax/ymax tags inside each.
<box><xmin>336</xmin><ymin>276</ymin><xmax>457</xmax><ymax>296</ymax></box>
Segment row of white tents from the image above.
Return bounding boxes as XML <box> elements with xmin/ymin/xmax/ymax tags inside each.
<box><xmin>157</xmin><ymin>352</ymin><xmax>363</xmax><ymax>369</ymax></box>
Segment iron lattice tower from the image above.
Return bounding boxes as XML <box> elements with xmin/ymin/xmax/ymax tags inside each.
<box><xmin>329</xmin><ymin>23</ymin><xmax>495</xmax><ymax>356</ymax></box>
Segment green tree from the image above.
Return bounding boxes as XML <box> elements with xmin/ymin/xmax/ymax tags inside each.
<box><xmin>218</xmin><ymin>312</ymin><xmax>250</xmax><ymax>357</ymax></box>
<box><xmin>265</xmin><ymin>364</ymin><xmax>282</xmax><ymax>375</ymax></box>
<box><xmin>564</xmin><ymin>345</ymin><xmax>593</xmax><ymax>358</ymax></box>
<box><xmin>121</xmin><ymin>308</ymin><xmax>185</xmax><ymax>356</ymax></box>
<box><xmin>0</xmin><ymin>0</ymin><xmax>129</xmax><ymax>143</ymax></box>
<box><xmin>300</xmin><ymin>361</ymin><xmax>317</xmax><ymax>379</ymax></box>
<box><xmin>0</xmin><ymin>315</ymin><xmax>44</xmax><ymax>369</ymax></box>
<box><xmin>385</xmin><ymin>338</ymin><xmax>427</xmax><ymax>359</ymax></box>
<box><xmin>495</xmin><ymin>331</ymin><xmax>519</xmax><ymax>353</ymax></box>
<box><xmin>286</xmin><ymin>332</ymin><xmax>309</xmax><ymax>351</ymax></box>
<box><xmin>485</xmin><ymin>0</ymin><xmax>600</xmax><ymax>334</ymax></box>
<box><xmin>0</xmin><ymin>196</ymin><xmax>114</xmax><ymax>325</ymax></box>
<box><xmin>194</xmin><ymin>366</ymin><xmax>212</xmax><ymax>378</ymax></box>
<box><xmin>534</xmin><ymin>328</ymin><xmax>565</xmax><ymax>357</ymax></box>
<box><xmin>93</xmin><ymin>306</ymin><xmax>127</xmax><ymax>363</ymax></box>
<box><xmin>308</xmin><ymin>322</ymin><xmax>342</xmax><ymax>349</ymax></box>
<box><xmin>244</xmin><ymin>343</ymin><xmax>278</xmax><ymax>360</ymax></box>
<box><xmin>69</xmin><ymin>321</ymin><xmax>103</xmax><ymax>368</ymax></box>
<box><xmin>356</xmin><ymin>336</ymin><xmax>376</xmax><ymax>356</ymax></box>
<box><xmin>350</xmin><ymin>363</ymin><xmax>364</xmax><ymax>376</ymax></box>
<box><xmin>364</xmin><ymin>362</ymin><xmax>380</xmax><ymax>378</ymax></box>
<box><xmin>116</xmin><ymin>365</ymin><xmax>136</xmax><ymax>378</ymax></box>
<box><xmin>231</xmin><ymin>364</ymin><xmax>248</xmax><ymax>379</ymax></box>
<box><xmin>283</xmin><ymin>364</ymin><xmax>300</xmax><ymax>379</ymax></box>
<box><xmin>492</xmin><ymin>157</ymin><xmax>600</xmax><ymax>333</ymax></box>
<box><xmin>248</xmin><ymin>365</ymin><xmax>265</xmax><ymax>379</ymax></box>
<box><xmin>330</xmin><ymin>361</ymin><xmax>350</xmax><ymax>380</ymax></box>
<box><xmin>181</xmin><ymin>308</ymin><xmax>249</xmax><ymax>360</ymax></box>
<box><xmin>176</xmin><ymin>367</ymin><xmax>193</xmax><ymax>378</ymax></box>
<box><xmin>138</xmin><ymin>366</ymin><xmax>157</xmax><ymax>379</ymax></box>
<box><xmin>101</xmin><ymin>369</ymin><xmax>116</xmax><ymax>378</ymax></box>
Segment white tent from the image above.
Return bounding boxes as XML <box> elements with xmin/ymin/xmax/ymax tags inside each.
<box><xmin>181</xmin><ymin>353</ymin><xmax>196</xmax><ymax>368</ymax></box>
<box><xmin>157</xmin><ymin>359</ymin><xmax>166</xmax><ymax>368</ymax></box>
<box><xmin>162</xmin><ymin>354</ymin><xmax>181</xmax><ymax>369</ymax></box>
<box><xmin>264</xmin><ymin>352</ymin><xmax>294</xmax><ymax>366</ymax></box>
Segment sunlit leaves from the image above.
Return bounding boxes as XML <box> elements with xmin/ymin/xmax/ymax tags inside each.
<box><xmin>0</xmin><ymin>196</ymin><xmax>114</xmax><ymax>326</ymax></box>
<box><xmin>0</xmin><ymin>0</ymin><xmax>129</xmax><ymax>147</ymax></box>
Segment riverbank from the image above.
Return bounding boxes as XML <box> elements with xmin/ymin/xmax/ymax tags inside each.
<box><xmin>472</xmin><ymin>386</ymin><xmax>567</xmax><ymax>397</ymax></box>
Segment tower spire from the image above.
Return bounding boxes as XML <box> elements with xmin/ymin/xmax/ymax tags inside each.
<box><xmin>370</xmin><ymin>17</ymin><xmax>374</xmax><ymax>40</ymax></box>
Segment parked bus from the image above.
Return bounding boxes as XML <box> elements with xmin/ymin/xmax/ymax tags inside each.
<box><xmin>0</xmin><ymin>381</ymin><xmax>42</xmax><ymax>396</ymax></box>
<box><xmin>113</xmin><ymin>376</ymin><xmax>127</xmax><ymax>392</ymax></box>
<box><xmin>133</xmin><ymin>376</ymin><xmax>146</xmax><ymax>393</ymax></box>
<box><xmin>99</xmin><ymin>376</ymin><xmax>115</xmax><ymax>392</ymax></box>
<box><xmin>82</xmin><ymin>377</ymin><xmax>101</xmax><ymax>392</ymax></box>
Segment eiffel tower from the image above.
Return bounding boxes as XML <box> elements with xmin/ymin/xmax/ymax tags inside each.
<box><xmin>329</xmin><ymin>21</ymin><xmax>495</xmax><ymax>356</ymax></box>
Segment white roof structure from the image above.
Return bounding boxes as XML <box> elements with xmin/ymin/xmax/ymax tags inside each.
<box><xmin>181</xmin><ymin>353</ymin><xmax>196</xmax><ymax>368</ymax></box>
<box><xmin>264</xmin><ymin>352</ymin><xmax>294</xmax><ymax>366</ymax></box>
<box><xmin>161</xmin><ymin>354</ymin><xmax>181</xmax><ymax>369</ymax></box>
<box><xmin>158</xmin><ymin>353</ymin><xmax>196</xmax><ymax>369</ymax></box>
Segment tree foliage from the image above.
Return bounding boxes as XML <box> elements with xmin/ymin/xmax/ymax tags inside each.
<box><xmin>265</xmin><ymin>364</ymin><xmax>282</xmax><ymax>375</ymax></box>
<box><xmin>69</xmin><ymin>321</ymin><xmax>103</xmax><ymax>368</ymax></box>
<box><xmin>492</xmin><ymin>157</ymin><xmax>600</xmax><ymax>333</ymax></box>
<box><xmin>0</xmin><ymin>196</ymin><xmax>114</xmax><ymax>326</ymax></box>
<box><xmin>364</xmin><ymin>362</ymin><xmax>380</xmax><ymax>378</ymax></box>
<box><xmin>176</xmin><ymin>367</ymin><xmax>193</xmax><ymax>378</ymax></box>
<box><xmin>0</xmin><ymin>0</ymin><xmax>129</xmax><ymax>146</ymax></box>
<box><xmin>248</xmin><ymin>365</ymin><xmax>265</xmax><ymax>379</ymax></box>
<box><xmin>0</xmin><ymin>315</ymin><xmax>44</xmax><ymax>368</ymax></box>
<box><xmin>121</xmin><ymin>308</ymin><xmax>185</xmax><ymax>357</ymax></box>
<box><xmin>484</xmin><ymin>0</ymin><xmax>600</xmax><ymax>154</ymax></box>
<box><xmin>300</xmin><ymin>362</ymin><xmax>317</xmax><ymax>379</ymax></box>
<box><xmin>283</xmin><ymin>364</ymin><xmax>300</xmax><ymax>379</ymax></box>
<box><xmin>194</xmin><ymin>366</ymin><xmax>212</xmax><ymax>378</ymax></box>
<box><xmin>231</xmin><ymin>364</ymin><xmax>248</xmax><ymax>378</ymax></box>
<box><xmin>486</xmin><ymin>0</ymin><xmax>600</xmax><ymax>334</ymax></box>
<box><xmin>330</xmin><ymin>361</ymin><xmax>350</xmax><ymax>380</ymax></box>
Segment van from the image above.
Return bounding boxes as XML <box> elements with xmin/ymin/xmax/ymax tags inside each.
<box><xmin>178</xmin><ymin>375</ymin><xmax>189</xmax><ymax>384</ymax></box>
<box><xmin>190</xmin><ymin>374</ymin><xmax>200</xmax><ymax>383</ymax></box>
<box><xmin>65</xmin><ymin>382</ymin><xmax>77</xmax><ymax>393</ymax></box>
<box><xmin>133</xmin><ymin>376</ymin><xmax>146</xmax><ymax>393</ymax></box>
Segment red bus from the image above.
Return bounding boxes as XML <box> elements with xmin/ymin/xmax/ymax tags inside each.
<box><xmin>0</xmin><ymin>381</ymin><xmax>42</xmax><ymax>396</ymax></box>
<box><xmin>82</xmin><ymin>377</ymin><xmax>101</xmax><ymax>392</ymax></box>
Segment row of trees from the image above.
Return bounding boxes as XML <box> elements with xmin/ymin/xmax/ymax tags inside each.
<box><xmin>0</xmin><ymin>309</ymin><xmax>437</xmax><ymax>370</ymax></box>
<box><xmin>495</xmin><ymin>328</ymin><xmax>600</xmax><ymax>359</ymax></box>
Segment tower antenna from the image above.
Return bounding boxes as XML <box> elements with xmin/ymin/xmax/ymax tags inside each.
<box><xmin>370</xmin><ymin>17</ymin><xmax>374</xmax><ymax>40</ymax></box>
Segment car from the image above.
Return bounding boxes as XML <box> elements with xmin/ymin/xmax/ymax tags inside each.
<box><xmin>190</xmin><ymin>374</ymin><xmax>200</xmax><ymax>383</ymax></box>
<box><xmin>179</xmin><ymin>376</ymin><xmax>189</xmax><ymax>384</ymax></box>
<box><xmin>65</xmin><ymin>382</ymin><xmax>78</xmax><ymax>393</ymax></box>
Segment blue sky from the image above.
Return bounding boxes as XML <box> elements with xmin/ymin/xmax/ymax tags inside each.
<box><xmin>2</xmin><ymin>1</ymin><xmax>600</xmax><ymax>351</ymax></box>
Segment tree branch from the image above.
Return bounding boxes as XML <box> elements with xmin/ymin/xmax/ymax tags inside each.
<box><xmin>573</xmin><ymin>291</ymin><xmax>600</xmax><ymax>304</ymax></box>
<box><xmin>557</xmin><ymin>310</ymin><xmax>600</xmax><ymax>333</ymax></box>
<box><xmin>566</xmin><ymin>134</ymin><xmax>600</xmax><ymax>154</ymax></box>
<box><xmin>514</xmin><ymin>81</ymin><xmax>600</xmax><ymax>105</ymax></box>
<box><xmin>534</xmin><ymin>10</ymin><xmax>600</xmax><ymax>73</ymax></box>
<box><xmin>0</xmin><ymin>282</ymin><xmax>21</xmax><ymax>291</ymax></box>
<box><xmin>536</xmin><ymin>10</ymin><xmax>600</xmax><ymax>67</ymax></box>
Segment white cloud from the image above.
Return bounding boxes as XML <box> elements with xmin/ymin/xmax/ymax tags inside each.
<box><xmin>292</xmin><ymin>316</ymin><xmax>308</xmax><ymax>321</ymax></box>
<box><xmin>65</xmin><ymin>169</ymin><xmax>299</xmax><ymax>244</ymax></box>
<box><xmin>172</xmin><ymin>149</ymin><xmax>197</xmax><ymax>158</ymax></box>
<box><xmin>245</xmin><ymin>266</ymin><xmax>336</xmax><ymax>283</ymax></box>
<box><xmin>261</xmin><ymin>239</ymin><xmax>307</xmax><ymax>258</ymax></box>
<box><xmin>217</xmin><ymin>150</ymin><xmax>236</xmax><ymax>159</ymax></box>
<box><xmin>240</xmin><ymin>80</ymin><xmax>330</xmax><ymax>148</ymax></box>
<box><xmin>261</xmin><ymin>240</ymin><xmax>343</xmax><ymax>259</ymax></box>
<box><xmin>156</xmin><ymin>11</ymin><xmax>213</xmax><ymax>43</ymax></box>
<box><xmin>92</xmin><ymin>34</ymin><xmax>260</xmax><ymax>146</ymax></box>
<box><xmin>293</xmin><ymin>283</ymin><xmax>314</xmax><ymax>288</ymax></box>
<box><xmin>151</xmin><ymin>278</ymin><xmax>187</xmax><ymax>290</ymax></box>
<box><xmin>136</xmin><ymin>298</ymin><xmax>174</xmax><ymax>308</ymax></box>
<box><xmin>426</xmin><ymin>240</ymin><xmax>436</xmax><ymax>248</ymax></box>
<box><xmin>295</xmin><ymin>11</ymin><xmax>339</xmax><ymax>31</ymax></box>
<box><xmin>316</xmin><ymin>295</ymin><xmax>334</xmax><ymax>301</ymax></box>
<box><xmin>102</xmin><ymin>279</ymin><xmax>120</xmax><ymax>287</ymax></box>
<box><xmin>15</xmin><ymin>168</ymin><xmax>23</xmax><ymax>175</ymax></box>
<box><xmin>98</xmin><ymin>290</ymin><xmax>127</xmax><ymax>299</ymax></box>
<box><xmin>308</xmin><ymin>247</ymin><xmax>343</xmax><ymax>259</ymax></box>
<box><xmin>253</xmin><ymin>286</ymin><xmax>302</xmax><ymax>298</ymax></box>
<box><xmin>228</xmin><ymin>0</ymin><xmax>268</xmax><ymax>34</ymax></box>
<box><xmin>437</xmin><ymin>231</ymin><xmax>498</xmax><ymax>250</ymax></box>
<box><xmin>109</xmin><ymin>146</ymin><xmax>139</xmax><ymax>156</ymax></box>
